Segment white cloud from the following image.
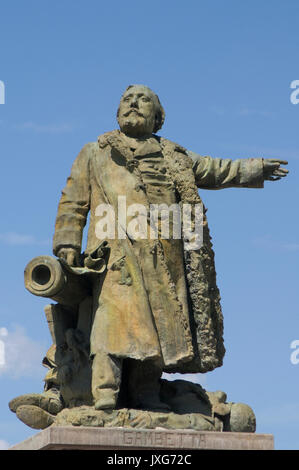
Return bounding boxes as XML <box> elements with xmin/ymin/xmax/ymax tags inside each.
<box><xmin>253</xmin><ymin>236</ymin><xmax>299</xmax><ymax>252</ymax></box>
<box><xmin>210</xmin><ymin>106</ymin><xmax>276</xmax><ymax>119</ymax></box>
<box><xmin>237</xmin><ymin>108</ymin><xmax>276</xmax><ymax>118</ymax></box>
<box><xmin>15</xmin><ymin>121</ymin><xmax>74</xmax><ymax>133</ymax></box>
<box><xmin>235</xmin><ymin>144</ymin><xmax>298</xmax><ymax>161</ymax></box>
<box><xmin>0</xmin><ymin>440</ymin><xmax>10</xmax><ymax>450</ymax></box>
<box><xmin>0</xmin><ymin>232</ymin><xmax>50</xmax><ymax>246</ymax></box>
<box><xmin>0</xmin><ymin>325</ymin><xmax>46</xmax><ymax>379</ymax></box>
<box><xmin>209</xmin><ymin>106</ymin><xmax>225</xmax><ymax>116</ymax></box>
<box><xmin>282</xmin><ymin>243</ymin><xmax>299</xmax><ymax>251</ymax></box>
<box><xmin>257</xmin><ymin>402</ymin><xmax>299</xmax><ymax>427</ymax></box>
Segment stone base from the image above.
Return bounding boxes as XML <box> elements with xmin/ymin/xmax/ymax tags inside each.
<box><xmin>10</xmin><ymin>426</ymin><xmax>274</xmax><ymax>450</ymax></box>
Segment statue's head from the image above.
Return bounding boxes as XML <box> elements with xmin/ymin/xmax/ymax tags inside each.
<box><xmin>117</xmin><ymin>84</ymin><xmax>165</xmax><ymax>138</ymax></box>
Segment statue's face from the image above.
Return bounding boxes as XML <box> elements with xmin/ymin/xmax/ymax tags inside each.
<box><xmin>118</xmin><ymin>86</ymin><xmax>156</xmax><ymax>138</ymax></box>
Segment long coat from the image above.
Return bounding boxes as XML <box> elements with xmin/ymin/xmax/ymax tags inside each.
<box><xmin>53</xmin><ymin>130</ymin><xmax>264</xmax><ymax>373</ymax></box>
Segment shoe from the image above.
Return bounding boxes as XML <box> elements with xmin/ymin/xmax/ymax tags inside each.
<box><xmin>16</xmin><ymin>405</ymin><xmax>55</xmax><ymax>430</ymax></box>
<box><xmin>9</xmin><ymin>390</ymin><xmax>63</xmax><ymax>415</ymax></box>
<box><xmin>94</xmin><ymin>396</ymin><xmax>117</xmax><ymax>410</ymax></box>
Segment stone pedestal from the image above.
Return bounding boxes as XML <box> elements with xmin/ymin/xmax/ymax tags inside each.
<box><xmin>10</xmin><ymin>426</ymin><xmax>274</xmax><ymax>450</ymax></box>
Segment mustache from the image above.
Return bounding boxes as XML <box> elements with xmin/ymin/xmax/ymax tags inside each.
<box><xmin>123</xmin><ymin>109</ymin><xmax>144</xmax><ymax>117</ymax></box>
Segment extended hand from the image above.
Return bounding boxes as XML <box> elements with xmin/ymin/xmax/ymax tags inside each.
<box><xmin>263</xmin><ymin>159</ymin><xmax>289</xmax><ymax>181</ymax></box>
<box><xmin>57</xmin><ymin>247</ymin><xmax>80</xmax><ymax>266</ymax></box>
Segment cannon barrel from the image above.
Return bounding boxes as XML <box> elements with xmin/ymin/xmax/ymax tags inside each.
<box><xmin>24</xmin><ymin>256</ymin><xmax>90</xmax><ymax>306</ymax></box>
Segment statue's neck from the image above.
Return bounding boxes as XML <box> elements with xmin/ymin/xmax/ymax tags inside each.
<box><xmin>120</xmin><ymin>131</ymin><xmax>154</xmax><ymax>145</ymax></box>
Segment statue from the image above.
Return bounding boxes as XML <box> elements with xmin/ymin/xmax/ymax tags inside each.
<box><xmin>9</xmin><ymin>85</ymin><xmax>288</xmax><ymax>432</ymax></box>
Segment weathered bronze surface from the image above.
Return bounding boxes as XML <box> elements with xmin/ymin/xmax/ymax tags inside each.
<box><xmin>10</xmin><ymin>85</ymin><xmax>288</xmax><ymax>431</ymax></box>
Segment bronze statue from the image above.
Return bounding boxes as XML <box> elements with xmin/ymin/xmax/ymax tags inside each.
<box><xmin>9</xmin><ymin>85</ymin><xmax>288</xmax><ymax>432</ymax></box>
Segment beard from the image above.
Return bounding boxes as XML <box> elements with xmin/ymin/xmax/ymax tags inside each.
<box><xmin>118</xmin><ymin>111</ymin><xmax>155</xmax><ymax>138</ymax></box>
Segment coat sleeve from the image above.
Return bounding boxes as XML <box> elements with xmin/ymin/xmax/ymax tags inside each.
<box><xmin>188</xmin><ymin>151</ymin><xmax>265</xmax><ymax>190</ymax></box>
<box><xmin>52</xmin><ymin>143</ymin><xmax>92</xmax><ymax>255</ymax></box>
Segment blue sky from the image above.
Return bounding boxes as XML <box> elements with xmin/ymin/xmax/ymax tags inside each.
<box><xmin>0</xmin><ymin>0</ymin><xmax>298</xmax><ymax>450</ymax></box>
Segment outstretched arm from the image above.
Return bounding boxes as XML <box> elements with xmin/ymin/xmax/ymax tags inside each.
<box><xmin>189</xmin><ymin>151</ymin><xmax>288</xmax><ymax>189</ymax></box>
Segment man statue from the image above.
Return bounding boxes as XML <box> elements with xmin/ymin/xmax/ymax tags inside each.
<box><xmin>53</xmin><ymin>84</ymin><xmax>288</xmax><ymax>411</ymax></box>
<box><xmin>9</xmin><ymin>85</ymin><xmax>288</xmax><ymax>427</ymax></box>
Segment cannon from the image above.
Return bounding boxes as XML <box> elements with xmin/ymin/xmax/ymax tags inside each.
<box><xmin>24</xmin><ymin>255</ymin><xmax>92</xmax><ymax>306</ymax></box>
<box><xmin>24</xmin><ymin>243</ymin><xmax>108</xmax><ymax>306</ymax></box>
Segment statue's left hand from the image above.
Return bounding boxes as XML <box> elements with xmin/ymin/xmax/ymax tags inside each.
<box><xmin>263</xmin><ymin>159</ymin><xmax>289</xmax><ymax>181</ymax></box>
<box><xmin>57</xmin><ymin>247</ymin><xmax>81</xmax><ymax>266</ymax></box>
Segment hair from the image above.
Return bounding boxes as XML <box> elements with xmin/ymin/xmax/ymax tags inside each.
<box><xmin>117</xmin><ymin>84</ymin><xmax>165</xmax><ymax>133</ymax></box>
